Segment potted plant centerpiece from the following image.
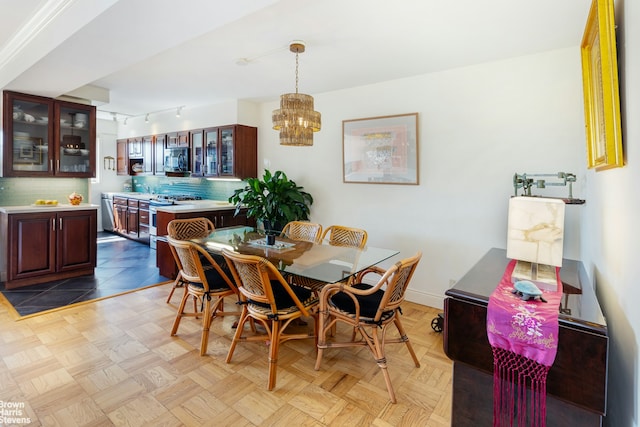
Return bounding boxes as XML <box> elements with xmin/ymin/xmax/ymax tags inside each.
<box><xmin>229</xmin><ymin>169</ymin><xmax>313</xmax><ymax>244</ymax></box>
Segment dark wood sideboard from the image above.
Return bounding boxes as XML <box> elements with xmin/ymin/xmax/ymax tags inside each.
<box><xmin>444</xmin><ymin>248</ymin><xmax>608</xmax><ymax>426</ymax></box>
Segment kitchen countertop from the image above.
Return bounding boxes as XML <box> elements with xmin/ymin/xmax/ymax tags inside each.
<box><xmin>0</xmin><ymin>204</ymin><xmax>99</xmax><ymax>214</ymax></box>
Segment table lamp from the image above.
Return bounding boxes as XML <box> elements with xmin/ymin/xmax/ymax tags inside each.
<box><xmin>506</xmin><ymin>196</ymin><xmax>565</xmax><ymax>289</ymax></box>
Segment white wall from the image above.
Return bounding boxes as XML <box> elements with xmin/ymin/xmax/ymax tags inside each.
<box><xmin>258</xmin><ymin>47</ymin><xmax>586</xmax><ymax>308</ymax></box>
<box><xmin>580</xmin><ymin>1</ymin><xmax>639</xmax><ymax>425</ymax></box>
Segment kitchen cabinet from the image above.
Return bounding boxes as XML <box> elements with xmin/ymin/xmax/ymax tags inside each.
<box><xmin>154</xmin><ymin>134</ymin><xmax>165</xmax><ymax>175</ymax></box>
<box><xmin>156</xmin><ymin>207</ymin><xmax>255</xmax><ymax>278</ymax></box>
<box><xmin>126</xmin><ymin>199</ymin><xmax>139</xmax><ymax>238</ymax></box>
<box><xmin>128</xmin><ymin>136</ymin><xmax>153</xmax><ymax>175</ymax></box>
<box><xmin>138</xmin><ymin>201</ymin><xmax>150</xmax><ymax>243</ymax></box>
<box><xmin>2</xmin><ymin>91</ymin><xmax>96</xmax><ymax>178</ymax></box>
<box><xmin>200</xmin><ymin>125</ymin><xmax>257</xmax><ymax>178</ymax></box>
<box><xmin>190</xmin><ymin>129</ymin><xmax>205</xmax><ymax>176</ymax></box>
<box><xmin>113</xmin><ymin>196</ymin><xmax>128</xmax><ymax>232</ymax></box>
<box><xmin>116</xmin><ymin>139</ymin><xmax>128</xmax><ymax>175</ymax></box>
<box><xmin>3</xmin><ymin>208</ymin><xmax>97</xmax><ymax>289</ymax></box>
<box><xmin>112</xmin><ymin>196</ymin><xmax>149</xmax><ymax>243</ymax></box>
<box><xmin>166</xmin><ymin>131</ymin><xmax>189</xmax><ymax>148</ymax></box>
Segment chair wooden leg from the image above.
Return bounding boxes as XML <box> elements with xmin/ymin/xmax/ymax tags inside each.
<box><xmin>267</xmin><ymin>320</ymin><xmax>280</xmax><ymax>390</ymax></box>
<box><xmin>170</xmin><ymin>288</ymin><xmax>190</xmax><ymax>336</ymax></box>
<box><xmin>393</xmin><ymin>316</ymin><xmax>420</xmax><ymax>367</ymax></box>
<box><xmin>314</xmin><ymin>310</ymin><xmax>328</xmax><ymax>370</ymax></box>
<box><xmin>199</xmin><ymin>297</ymin><xmax>213</xmax><ymax>356</ymax></box>
<box><xmin>166</xmin><ymin>273</ymin><xmax>184</xmax><ymax>303</ymax></box>
<box><xmin>226</xmin><ymin>308</ymin><xmax>248</xmax><ymax>363</ymax></box>
<box><xmin>371</xmin><ymin>325</ymin><xmax>397</xmax><ymax>404</ymax></box>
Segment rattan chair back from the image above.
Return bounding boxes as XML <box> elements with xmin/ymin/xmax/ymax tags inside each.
<box><xmin>322</xmin><ymin>225</ymin><xmax>368</xmax><ymax>249</ymax></box>
<box><xmin>281</xmin><ymin>221</ymin><xmax>323</xmax><ymax>243</ymax></box>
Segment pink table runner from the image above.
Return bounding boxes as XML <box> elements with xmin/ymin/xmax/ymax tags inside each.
<box><xmin>486</xmin><ymin>259</ymin><xmax>563</xmax><ymax>427</ymax></box>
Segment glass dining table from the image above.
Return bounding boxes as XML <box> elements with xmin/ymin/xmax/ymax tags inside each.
<box><xmin>190</xmin><ymin>226</ymin><xmax>400</xmax><ymax>284</ymax></box>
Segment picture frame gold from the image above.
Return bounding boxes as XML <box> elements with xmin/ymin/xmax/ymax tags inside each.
<box><xmin>580</xmin><ymin>0</ymin><xmax>623</xmax><ymax>171</ymax></box>
<box><xmin>342</xmin><ymin>113</ymin><xmax>419</xmax><ymax>185</ymax></box>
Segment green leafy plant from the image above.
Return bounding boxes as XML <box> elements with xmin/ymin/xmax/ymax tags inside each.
<box><xmin>229</xmin><ymin>169</ymin><xmax>313</xmax><ymax>233</ymax></box>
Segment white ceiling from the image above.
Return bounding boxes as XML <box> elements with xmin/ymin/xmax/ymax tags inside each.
<box><xmin>0</xmin><ymin>0</ymin><xmax>591</xmax><ymax>119</ymax></box>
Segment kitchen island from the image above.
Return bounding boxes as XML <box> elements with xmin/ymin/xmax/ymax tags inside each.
<box><xmin>0</xmin><ymin>204</ymin><xmax>98</xmax><ymax>289</ymax></box>
<box><xmin>155</xmin><ymin>201</ymin><xmax>255</xmax><ymax>279</ymax></box>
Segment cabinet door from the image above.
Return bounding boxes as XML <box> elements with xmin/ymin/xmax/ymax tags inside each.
<box><xmin>219</xmin><ymin>126</ymin><xmax>234</xmax><ymax>177</ymax></box>
<box><xmin>129</xmin><ymin>136</ymin><xmax>153</xmax><ymax>174</ymax></box>
<box><xmin>154</xmin><ymin>134</ymin><xmax>165</xmax><ymax>175</ymax></box>
<box><xmin>190</xmin><ymin>129</ymin><xmax>204</xmax><ymax>176</ymax></box>
<box><xmin>55</xmin><ymin>101</ymin><xmax>96</xmax><ymax>177</ymax></box>
<box><xmin>204</xmin><ymin>127</ymin><xmax>219</xmax><ymax>176</ymax></box>
<box><xmin>166</xmin><ymin>131</ymin><xmax>189</xmax><ymax>147</ymax></box>
<box><xmin>218</xmin><ymin>208</ymin><xmax>254</xmax><ymax>228</ymax></box>
<box><xmin>8</xmin><ymin>212</ymin><xmax>56</xmax><ymax>280</ymax></box>
<box><xmin>114</xmin><ymin>197</ymin><xmax>128</xmax><ymax>232</ymax></box>
<box><xmin>116</xmin><ymin>139</ymin><xmax>129</xmax><ymax>175</ymax></box>
<box><xmin>127</xmin><ymin>207</ymin><xmax>139</xmax><ymax>237</ymax></box>
<box><xmin>57</xmin><ymin>210</ymin><xmax>97</xmax><ymax>272</ymax></box>
<box><xmin>233</xmin><ymin>125</ymin><xmax>258</xmax><ymax>179</ymax></box>
<box><xmin>2</xmin><ymin>91</ymin><xmax>54</xmax><ymax>177</ymax></box>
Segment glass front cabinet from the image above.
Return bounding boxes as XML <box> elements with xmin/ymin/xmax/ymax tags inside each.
<box><xmin>2</xmin><ymin>91</ymin><xmax>96</xmax><ymax>177</ymax></box>
<box><xmin>195</xmin><ymin>125</ymin><xmax>256</xmax><ymax>178</ymax></box>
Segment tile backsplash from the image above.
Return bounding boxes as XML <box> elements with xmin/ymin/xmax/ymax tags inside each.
<box><xmin>131</xmin><ymin>176</ymin><xmax>245</xmax><ymax>201</ymax></box>
<box><xmin>0</xmin><ymin>177</ymin><xmax>89</xmax><ymax>206</ymax></box>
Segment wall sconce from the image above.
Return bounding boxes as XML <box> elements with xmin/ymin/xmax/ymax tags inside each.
<box><xmin>103</xmin><ymin>156</ymin><xmax>115</xmax><ymax>170</ymax></box>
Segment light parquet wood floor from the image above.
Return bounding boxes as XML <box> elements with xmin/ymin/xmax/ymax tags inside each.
<box><xmin>0</xmin><ymin>283</ymin><xmax>452</xmax><ymax>426</ymax></box>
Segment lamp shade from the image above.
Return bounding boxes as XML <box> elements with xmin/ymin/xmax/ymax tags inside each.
<box><xmin>272</xmin><ymin>93</ymin><xmax>321</xmax><ymax>146</ymax></box>
<box><xmin>506</xmin><ymin>196</ymin><xmax>565</xmax><ymax>267</ymax></box>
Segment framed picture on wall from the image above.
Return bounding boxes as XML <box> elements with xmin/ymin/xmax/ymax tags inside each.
<box><xmin>342</xmin><ymin>113</ymin><xmax>419</xmax><ymax>185</ymax></box>
<box><xmin>581</xmin><ymin>0</ymin><xmax>623</xmax><ymax>171</ymax></box>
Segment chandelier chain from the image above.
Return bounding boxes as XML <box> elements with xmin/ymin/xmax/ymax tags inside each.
<box><xmin>295</xmin><ymin>52</ymin><xmax>299</xmax><ymax>94</ymax></box>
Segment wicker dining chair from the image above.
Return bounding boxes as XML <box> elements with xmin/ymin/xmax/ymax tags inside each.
<box><xmin>221</xmin><ymin>248</ymin><xmax>319</xmax><ymax>390</ymax></box>
<box><xmin>166</xmin><ymin>217</ymin><xmax>216</xmax><ymax>303</ymax></box>
<box><xmin>292</xmin><ymin>224</ymin><xmax>368</xmax><ymax>293</ymax></box>
<box><xmin>314</xmin><ymin>251</ymin><xmax>422</xmax><ymax>403</ymax></box>
<box><xmin>168</xmin><ymin>236</ymin><xmax>240</xmax><ymax>356</ymax></box>
<box><xmin>280</xmin><ymin>221</ymin><xmax>323</xmax><ymax>244</ymax></box>
<box><xmin>321</xmin><ymin>225</ymin><xmax>368</xmax><ymax>249</ymax></box>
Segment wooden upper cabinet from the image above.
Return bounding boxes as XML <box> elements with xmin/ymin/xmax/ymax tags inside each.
<box><xmin>166</xmin><ymin>131</ymin><xmax>189</xmax><ymax>147</ymax></box>
<box><xmin>128</xmin><ymin>136</ymin><xmax>153</xmax><ymax>175</ymax></box>
<box><xmin>116</xmin><ymin>139</ymin><xmax>128</xmax><ymax>175</ymax></box>
<box><xmin>154</xmin><ymin>134</ymin><xmax>165</xmax><ymax>175</ymax></box>
<box><xmin>200</xmin><ymin>125</ymin><xmax>257</xmax><ymax>179</ymax></box>
<box><xmin>2</xmin><ymin>91</ymin><xmax>96</xmax><ymax>178</ymax></box>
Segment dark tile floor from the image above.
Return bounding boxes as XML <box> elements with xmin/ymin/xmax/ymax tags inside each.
<box><xmin>0</xmin><ymin>232</ymin><xmax>169</xmax><ymax>316</ymax></box>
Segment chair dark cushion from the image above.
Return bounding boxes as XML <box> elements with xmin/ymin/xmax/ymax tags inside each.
<box><xmin>249</xmin><ymin>281</ymin><xmax>313</xmax><ymax>311</ymax></box>
<box><xmin>329</xmin><ymin>283</ymin><xmax>386</xmax><ymax>319</ymax></box>
<box><xmin>188</xmin><ymin>267</ymin><xmax>230</xmax><ymax>292</ymax></box>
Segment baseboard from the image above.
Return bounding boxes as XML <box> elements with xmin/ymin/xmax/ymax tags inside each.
<box><xmin>405</xmin><ymin>288</ymin><xmax>444</xmax><ymax>310</ymax></box>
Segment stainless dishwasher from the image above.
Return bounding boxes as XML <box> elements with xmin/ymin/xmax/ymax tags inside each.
<box><xmin>101</xmin><ymin>192</ymin><xmax>115</xmax><ymax>232</ymax></box>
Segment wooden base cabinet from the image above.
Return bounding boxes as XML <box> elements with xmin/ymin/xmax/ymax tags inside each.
<box><xmin>4</xmin><ymin>209</ymin><xmax>97</xmax><ymax>289</ymax></box>
<box><xmin>156</xmin><ymin>208</ymin><xmax>254</xmax><ymax>279</ymax></box>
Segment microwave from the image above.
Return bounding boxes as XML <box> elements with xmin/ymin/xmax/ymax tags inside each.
<box><xmin>164</xmin><ymin>146</ymin><xmax>190</xmax><ymax>173</ymax></box>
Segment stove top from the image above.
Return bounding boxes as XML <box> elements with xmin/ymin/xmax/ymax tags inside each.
<box><xmin>149</xmin><ymin>194</ymin><xmax>202</xmax><ymax>205</ymax></box>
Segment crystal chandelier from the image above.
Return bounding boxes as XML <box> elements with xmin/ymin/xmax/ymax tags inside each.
<box><xmin>272</xmin><ymin>41</ymin><xmax>321</xmax><ymax>146</ymax></box>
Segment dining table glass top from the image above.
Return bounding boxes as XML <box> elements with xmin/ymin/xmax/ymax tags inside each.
<box><xmin>191</xmin><ymin>226</ymin><xmax>400</xmax><ymax>284</ymax></box>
